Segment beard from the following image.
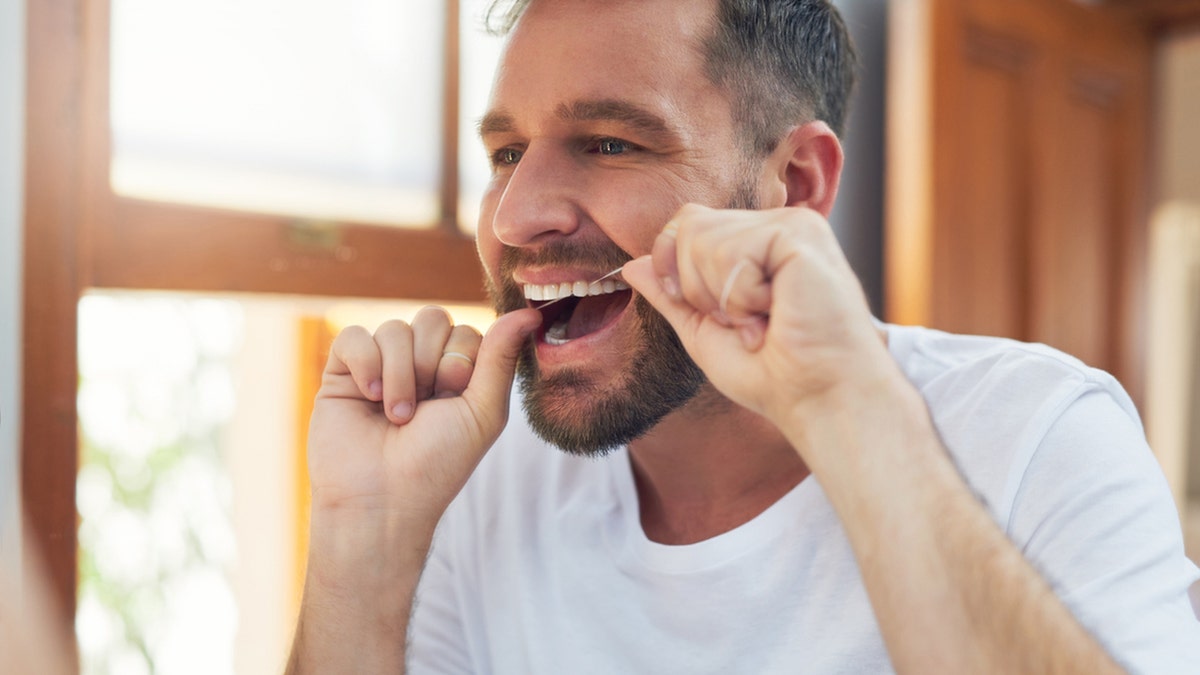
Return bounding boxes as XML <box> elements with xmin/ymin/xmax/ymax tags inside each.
<box><xmin>486</xmin><ymin>181</ymin><xmax>760</xmax><ymax>457</ymax></box>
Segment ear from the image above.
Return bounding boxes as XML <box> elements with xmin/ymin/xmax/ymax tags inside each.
<box><xmin>761</xmin><ymin>121</ymin><xmax>843</xmax><ymax>216</ymax></box>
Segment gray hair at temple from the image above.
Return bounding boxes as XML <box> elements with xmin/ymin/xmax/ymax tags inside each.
<box><xmin>484</xmin><ymin>0</ymin><xmax>858</xmax><ymax>156</ymax></box>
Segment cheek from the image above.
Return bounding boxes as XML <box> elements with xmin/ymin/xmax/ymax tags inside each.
<box><xmin>475</xmin><ymin>234</ymin><xmax>502</xmax><ymax>288</ymax></box>
<box><xmin>475</xmin><ymin>186</ymin><xmax>505</xmax><ymax>281</ymax></box>
<box><xmin>593</xmin><ymin>183</ymin><xmax>690</xmax><ymax>256</ymax></box>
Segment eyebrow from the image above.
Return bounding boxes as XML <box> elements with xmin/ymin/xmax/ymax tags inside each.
<box><xmin>555</xmin><ymin>99</ymin><xmax>675</xmax><ymax>138</ymax></box>
<box><xmin>478</xmin><ymin>111</ymin><xmax>516</xmax><ymax>137</ymax></box>
<box><xmin>478</xmin><ymin>99</ymin><xmax>677</xmax><ymax>141</ymax></box>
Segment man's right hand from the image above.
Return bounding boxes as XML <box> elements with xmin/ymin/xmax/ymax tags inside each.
<box><xmin>306</xmin><ymin>306</ymin><xmax>540</xmax><ymax>535</ymax></box>
<box><xmin>289</xmin><ymin>306</ymin><xmax>540</xmax><ymax>674</ymax></box>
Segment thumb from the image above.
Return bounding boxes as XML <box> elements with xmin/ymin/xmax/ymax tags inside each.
<box><xmin>621</xmin><ymin>256</ymin><xmax>701</xmax><ymax>339</ymax></box>
<box><xmin>462</xmin><ymin>308</ymin><xmax>541</xmax><ymax>423</ymax></box>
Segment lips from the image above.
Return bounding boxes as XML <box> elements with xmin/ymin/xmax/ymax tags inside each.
<box><xmin>524</xmin><ymin>275</ymin><xmax>633</xmax><ymax>345</ymax></box>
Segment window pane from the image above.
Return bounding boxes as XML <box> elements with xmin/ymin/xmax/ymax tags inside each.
<box><xmin>110</xmin><ymin>0</ymin><xmax>445</xmax><ymax>227</ymax></box>
<box><xmin>76</xmin><ymin>291</ymin><xmax>494</xmax><ymax>674</ymax></box>
<box><xmin>77</xmin><ymin>295</ymin><xmax>243</xmax><ymax>674</ymax></box>
<box><xmin>458</xmin><ymin>0</ymin><xmax>506</xmax><ymax>233</ymax></box>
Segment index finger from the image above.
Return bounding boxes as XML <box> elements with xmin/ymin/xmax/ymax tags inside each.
<box><xmin>324</xmin><ymin>325</ymin><xmax>384</xmax><ymax>401</ymax></box>
<box><xmin>650</xmin><ymin>212</ymin><xmax>685</xmax><ymax>299</ymax></box>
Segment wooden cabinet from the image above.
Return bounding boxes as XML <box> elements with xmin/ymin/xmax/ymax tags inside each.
<box><xmin>886</xmin><ymin>0</ymin><xmax>1152</xmax><ymax>400</ymax></box>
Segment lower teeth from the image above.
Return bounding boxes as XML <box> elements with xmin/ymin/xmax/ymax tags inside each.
<box><xmin>545</xmin><ymin>320</ymin><xmax>570</xmax><ymax>345</ymax></box>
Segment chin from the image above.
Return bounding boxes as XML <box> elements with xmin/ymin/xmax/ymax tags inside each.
<box><xmin>515</xmin><ymin>299</ymin><xmax>708</xmax><ymax>457</ymax></box>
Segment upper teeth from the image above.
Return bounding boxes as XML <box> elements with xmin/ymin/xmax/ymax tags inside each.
<box><xmin>524</xmin><ymin>278</ymin><xmax>629</xmax><ymax>302</ymax></box>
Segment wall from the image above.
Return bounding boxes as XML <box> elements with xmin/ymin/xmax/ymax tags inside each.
<box><xmin>1154</xmin><ymin>30</ymin><xmax>1200</xmax><ymax>567</ymax></box>
<box><xmin>1158</xmin><ymin>31</ymin><xmax>1200</xmax><ymax>500</ymax></box>
<box><xmin>1</xmin><ymin>0</ymin><xmax>26</xmax><ymax>571</ymax></box>
<box><xmin>1158</xmin><ymin>31</ymin><xmax>1200</xmax><ymax>206</ymax></box>
<box><xmin>830</xmin><ymin>0</ymin><xmax>887</xmax><ymax>316</ymax></box>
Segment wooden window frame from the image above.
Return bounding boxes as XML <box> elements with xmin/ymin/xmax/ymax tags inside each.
<box><xmin>26</xmin><ymin>0</ymin><xmax>1200</xmax><ymax>666</ymax></box>
<box><xmin>22</xmin><ymin>0</ymin><xmax>484</xmax><ymax>661</ymax></box>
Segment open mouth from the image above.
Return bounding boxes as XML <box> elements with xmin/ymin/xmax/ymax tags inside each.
<box><xmin>525</xmin><ymin>276</ymin><xmax>634</xmax><ymax>345</ymax></box>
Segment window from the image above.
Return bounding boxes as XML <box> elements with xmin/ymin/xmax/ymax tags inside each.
<box><xmin>22</xmin><ymin>1</ymin><xmax>507</xmax><ymax>669</ymax></box>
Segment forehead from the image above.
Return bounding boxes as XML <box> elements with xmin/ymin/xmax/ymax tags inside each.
<box><xmin>487</xmin><ymin>0</ymin><xmax>729</xmax><ymax>131</ymax></box>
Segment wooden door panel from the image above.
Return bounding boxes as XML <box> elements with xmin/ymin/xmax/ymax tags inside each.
<box><xmin>888</xmin><ymin>0</ymin><xmax>1152</xmax><ymax>398</ymax></box>
<box><xmin>938</xmin><ymin>40</ymin><xmax>1031</xmax><ymax>339</ymax></box>
<box><xmin>1031</xmin><ymin>83</ymin><xmax>1121</xmax><ymax>368</ymax></box>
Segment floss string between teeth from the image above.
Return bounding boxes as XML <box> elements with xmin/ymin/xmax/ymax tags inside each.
<box><xmin>536</xmin><ymin>267</ymin><xmax>625</xmax><ymax>309</ymax></box>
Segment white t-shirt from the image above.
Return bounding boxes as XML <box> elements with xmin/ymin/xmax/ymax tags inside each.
<box><xmin>409</xmin><ymin>324</ymin><xmax>1200</xmax><ymax>674</ymax></box>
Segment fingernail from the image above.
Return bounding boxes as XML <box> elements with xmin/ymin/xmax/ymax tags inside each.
<box><xmin>660</xmin><ymin>275</ymin><xmax>680</xmax><ymax>299</ymax></box>
<box><xmin>391</xmin><ymin>401</ymin><xmax>414</xmax><ymax>420</ymax></box>
<box><xmin>368</xmin><ymin>379</ymin><xmax>382</xmax><ymax>399</ymax></box>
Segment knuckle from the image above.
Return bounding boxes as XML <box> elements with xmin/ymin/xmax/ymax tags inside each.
<box><xmin>676</xmin><ymin>202</ymin><xmax>706</xmax><ymax>220</ymax></box>
<box><xmin>333</xmin><ymin>324</ymin><xmax>369</xmax><ymax>347</ymax></box>
<box><xmin>449</xmin><ymin>324</ymin><xmax>483</xmax><ymax>343</ymax></box>
<box><xmin>413</xmin><ymin>305</ymin><xmax>453</xmax><ymax>326</ymax></box>
<box><xmin>712</xmin><ymin>239</ymin><xmax>742</xmax><ymax>269</ymax></box>
<box><xmin>331</xmin><ymin>327</ymin><xmax>375</xmax><ymax>361</ymax></box>
<box><xmin>374</xmin><ymin>318</ymin><xmax>413</xmax><ymax>340</ymax></box>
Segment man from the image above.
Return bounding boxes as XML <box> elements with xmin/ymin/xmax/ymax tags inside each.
<box><xmin>288</xmin><ymin>0</ymin><xmax>1200</xmax><ymax>672</ymax></box>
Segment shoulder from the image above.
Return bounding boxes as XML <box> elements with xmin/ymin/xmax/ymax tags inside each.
<box><xmin>883</xmin><ymin>322</ymin><xmax>1139</xmax><ymax>442</ymax></box>
<box><xmin>884</xmin><ymin>324</ymin><xmax>1200</xmax><ymax>668</ymax></box>
<box><xmin>884</xmin><ymin>322</ymin><xmax>1134</xmax><ymax>416</ymax></box>
<box><xmin>881</xmin><ymin>323</ymin><xmax>1143</xmax><ymax>519</ymax></box>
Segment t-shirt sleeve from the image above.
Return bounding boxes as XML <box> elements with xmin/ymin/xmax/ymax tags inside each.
<box><xmin>1007</xmin><ymin>386</ymin><xmax>1200</xmax><ymax>674</ymax></box>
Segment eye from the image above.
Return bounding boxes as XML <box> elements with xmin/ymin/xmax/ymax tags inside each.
<box><xmin>593</xmin><ymin>138</ymin><xmax>630</xmax><ymax>156</ymax></box>
<box><xmin>491</xmin><ymin>147</ymin><xmax>523</xmax><ymax>167</ymax></box>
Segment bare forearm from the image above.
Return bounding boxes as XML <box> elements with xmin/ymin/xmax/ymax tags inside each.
<box><xmin>286</xmin><ymin>511</ymin><xmax>433</xmax><ymax>675</ymax></box>
<box><xmin>781</xmin><ymin>376</ymin><xmax>1124</xmax><ymax>674</ymax></box>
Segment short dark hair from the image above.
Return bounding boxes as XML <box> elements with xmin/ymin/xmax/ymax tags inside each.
<box><xmin>484</xmin><ymin>0</ymin><xmax>857</xmax><ymax>155</ymax></box>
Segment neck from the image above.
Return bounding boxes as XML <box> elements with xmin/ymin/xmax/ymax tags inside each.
<box><xmin>627</xmin><ymin>385</ymin><xmax>810</xmax><ymax>545</ymax></box>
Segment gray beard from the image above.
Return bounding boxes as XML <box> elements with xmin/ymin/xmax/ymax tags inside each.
<box><xmin>515</xmin><ymin>294</ymin><xmax>706</xmax><ymax>456</ymax></box>
<box><xmin>486</xmin><ymin>181</ymin><xmax>759</xmax><ymax>457</ymax></box>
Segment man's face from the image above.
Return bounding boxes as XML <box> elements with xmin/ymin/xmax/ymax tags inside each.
<box><xmin>477</xmin><ymin>0</ymin><xmax>759</xmax><ymax>455</ymax></box>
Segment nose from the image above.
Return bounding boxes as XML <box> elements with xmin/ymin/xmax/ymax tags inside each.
<box><xmin>488</xmin><ymin>143</ymin><xmax>582</xmax><ymax>247</ymax></box>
